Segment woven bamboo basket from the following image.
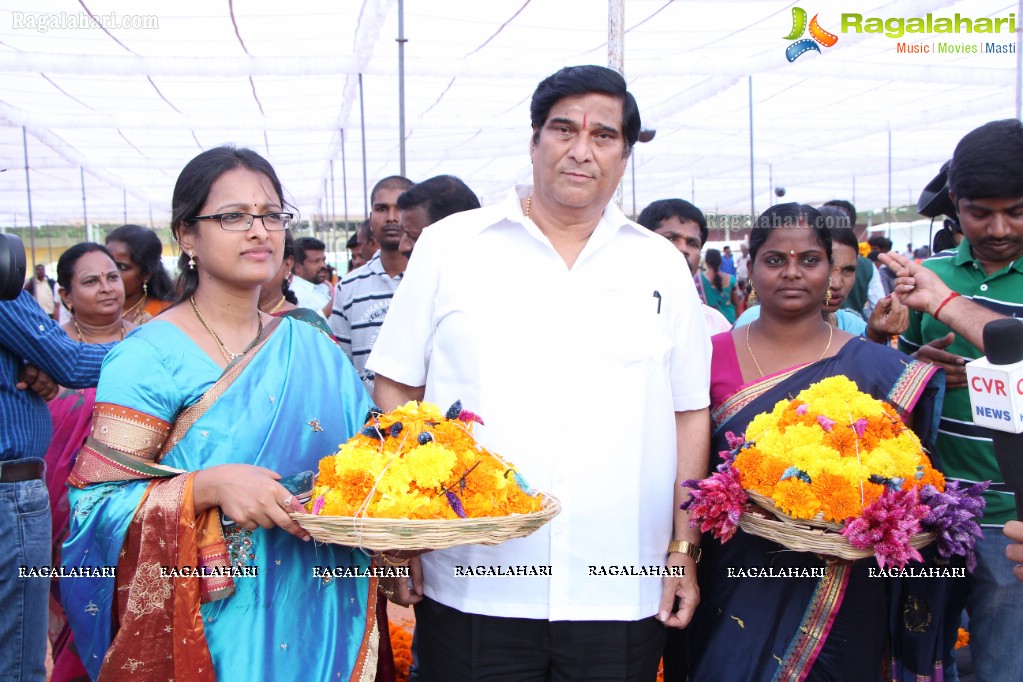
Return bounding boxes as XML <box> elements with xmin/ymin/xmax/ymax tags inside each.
<box><xmin>291</xmin><ymin>494</ymin><xmax>561</xmax><ymax>551</ymax></box>
<box><xmin>740</xmin><ymin>490</ymin><xmax>934</xmax><ymax>561</ymax></box>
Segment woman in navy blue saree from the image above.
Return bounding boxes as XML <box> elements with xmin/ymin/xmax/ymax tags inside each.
<box><xmin>685</xmin><ymin>204</ymin><xmax>959</xmax><ymax>681</ymax></box>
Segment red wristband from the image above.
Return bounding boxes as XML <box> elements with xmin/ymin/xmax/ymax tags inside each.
<box><xmin>933</xmin><ymin>291</ymin><xmax>961</xmax><ymax>322</ymax></box>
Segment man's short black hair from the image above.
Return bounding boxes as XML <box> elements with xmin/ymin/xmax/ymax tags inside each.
<box><xmin>822</xmin><ymin>199</ymin><xmax>857</xmax><ymax>227</ymax></box>
<box><xmin>949</xmin><ymin>119</ymin><xmax>1023</xmax><ymax>200</ymax></box>
<box><xmin>292</xmin><ymin>236</ymin><xmax>326</xmax><ymax>265</ymax></box>
<box><xmin>530</xmin><ymin>65</ymin><xmax>641</xmax><ymax>156</ymax></box>
<box><xmin>396</xmin><ymin>175</ymin><xmax>481</xmax><ymax>225</ymax></box>
<box><xmin>636</xmin><ymin>199</ymin><xmax>708</xmax><ymax>246</ymax></box>
<box><xmin>370</xmin><ymin>176</ymin><xmax>414</xmax><ymax>205</ymax></box>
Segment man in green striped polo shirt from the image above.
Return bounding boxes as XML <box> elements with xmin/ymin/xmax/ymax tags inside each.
<box><xmin>882</xmin><ymin>119</ymin><xmax>1023</xmax><ymax>682</ymax></box>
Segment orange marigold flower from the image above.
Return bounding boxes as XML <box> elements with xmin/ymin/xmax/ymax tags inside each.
<box><xmin>772</xmin><ymin>478</ymin><xmax>821</xmax><ymax>520</ymax></box>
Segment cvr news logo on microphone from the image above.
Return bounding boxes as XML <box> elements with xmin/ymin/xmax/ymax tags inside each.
<box><xmin>966</xmin><ymin>319</ymin><xmax>1023</xmax><ymax>434</ymax></box>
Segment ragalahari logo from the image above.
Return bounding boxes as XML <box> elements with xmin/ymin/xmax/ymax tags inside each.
<box><xmin>783</xmin><ymin>7</ymin><xmax>838</xmax><ymax>61</ymax></box>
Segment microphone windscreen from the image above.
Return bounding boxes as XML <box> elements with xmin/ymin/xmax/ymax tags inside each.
<box><xmin>983</xmin><ymin>318</ymin><xmax>1023</xmax><ymax>366</ymax></box>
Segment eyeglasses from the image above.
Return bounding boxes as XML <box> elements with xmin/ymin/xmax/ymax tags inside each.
<box><xmin>192</xmin><ymin>212</ymin><xmax>293</xmax><ymax>231</ymax></box>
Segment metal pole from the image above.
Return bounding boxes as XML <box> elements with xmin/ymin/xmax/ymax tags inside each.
<box><xmin>887</xmin><ymin>127</ymin><xmax>893</xmax><ymax>225</ymax></box>
<box><xmin>359</xmin><ymin>74</ymin><xmax>369</xmax><ymax>218</ymax></box>
<box><xmin>768</xmin><ymin>163</ymin><xmax>773</xmax><ymax>207</ymax></box>
<box><xmin>80</xmin><ymin>166</ymin><xmax>88</xmax><ymax>241</ymax></box>
<box><xmin>1017</xmin><ymin>0</ymin><xmax>1022</xmax><ymax>119</ymax></box>
<box><xmin>397</xmin><ymin>0</ymin><xmax>407</xmax><ymax>176</ymax></box>
<box><xmin>852</xmin><ymin>175</ymin><xmax>856</xmax><ymax>208</ymax></box>
<box><xmin>691</xmin><ymin>178</ymin><xmax>695</xmax><ymax>204</ymax></box>
<box><xmin>747</xmin><ymin>76</ymin><xmax>754</xmax><ymax>242</ymax></box>
<box><xmin>341</xmin><ymin>129</ymin><xmax>350</xmax><ymax>231</ymax></box>
<box><xmin>22</xmin><ymin>127</ymin><xmax>36</xmax><ymax>267</ymax></box>
<box><xmin>123</xmin><ymin>188</ymin><xmax>127</xmax><ymax>224</ymax></box>
<box><xmin>609</xmin><ymin>0</ymin><xmax>624</xmax><ymax>209</ymax></box>
<box><xmin>631</xmin><ymin>158</ymin><xmax>636</xmax><ymax>218</ymax></box>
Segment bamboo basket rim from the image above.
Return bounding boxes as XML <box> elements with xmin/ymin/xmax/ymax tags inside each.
<box><xmin>291</xmin><ymin>493</ymin><xmax>561</xmax><ymax>551</ymax></box>
<box><xmin>740</xmin><ymin>490</ymin><xmax>934</xmax><ymax>561</ymax></box>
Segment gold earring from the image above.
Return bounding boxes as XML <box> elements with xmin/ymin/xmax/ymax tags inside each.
<box><xmin>143</xmin><ymin>281</ymin><xmax>149</xmax><ymax>296</ymax></box>
<box><xmin>748</xmin><ymin>283</ymin><xmax>758</xmax><ymax>304</ymax></box>
<box><xmin>825</xmin><ymin>277</ymin><xmax>833</xmax><ymax>305</ymax></box>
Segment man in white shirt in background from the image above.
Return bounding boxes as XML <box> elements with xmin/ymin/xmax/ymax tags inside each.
<box><xmin>638</xmin><ymin>198</ymin><xmax>732</xmax><ymax>335</ymax></box>
<box><xmin>369</xmin><ymin>64</ymin><xmax>710</xmax><ymax>682</ymax></box>
<box><xmin>289</xmin><ymin>236</ymin><xmax>331</xmax><ymax>317</ymax></box>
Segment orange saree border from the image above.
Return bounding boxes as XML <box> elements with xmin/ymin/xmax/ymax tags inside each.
<box><xmin>101</xmin><ymin>473</ymin><xmax>216</xmax><ymax>681</ymax></box>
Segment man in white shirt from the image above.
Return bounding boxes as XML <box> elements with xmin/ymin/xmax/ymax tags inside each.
<box><xmin>637</xmin><ymin>198</ymin><xmax>732</xmax><ymax>335</ymax></box>
<box><xmin>289</xmin><ymin>236</ymin><xmax>331</xmax><ymax>317</ymax></box>
<box><xmin>369</xmin><ymin>65</ymin><xmax>711</xmax><ymax>681</ymax></box>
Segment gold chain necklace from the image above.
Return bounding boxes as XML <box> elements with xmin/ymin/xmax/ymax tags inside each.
<box><xmin>123</xmin><ymin>294</ymin><xmax>147</xmax><ymax>322</ymax></box>
<box><xmin>746</xmin><ymin>321</ymin><xmax>833</xmax><ymax>378</ymax></box>
<box><xmin>190</xmin><ymin>295</ymin><xmax>263</xmax><ymax>364</ymax></box>
<box><xmin>525</xmin><ymin>192</ymin><xmax>533</xmax><ymax>219</ymax></box>
<box><xmin>264</xmin><ymin>296</ymin><xmax>286</xmax><ymax>315</ymax></box>
<box><xmin>74</xmin><ymin>318</ymin><xmax>126</xmax><ymax>343</ymax></box>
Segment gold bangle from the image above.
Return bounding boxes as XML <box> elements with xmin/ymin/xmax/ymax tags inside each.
<box><xmin>667</xmin><ymin>540</ymin><xmax>702</xmax><ymax>563</ymax></box>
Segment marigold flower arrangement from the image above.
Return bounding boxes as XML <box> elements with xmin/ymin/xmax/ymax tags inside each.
<box><xmin>310</xmin><ymin>400</ymin><xmax>543</xmax><ymax>520</ymax></box>
<box><xmin>683</xmin><ymin>376</ymin><xmax>987</xmax><ymax>569</ymax></box>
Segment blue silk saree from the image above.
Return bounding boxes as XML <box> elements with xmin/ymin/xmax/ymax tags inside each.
<box><xmin>686</xmin><ymin>337</ymin><xmax>963</xmax><ymax>681</ymax></box>
<box><xmin>62</xmin><ymin>317</ymin><xmax>376</xmax><ymax>681</ymax></box>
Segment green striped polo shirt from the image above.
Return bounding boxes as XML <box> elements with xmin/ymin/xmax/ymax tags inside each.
<box><xmin>899</xmin><ymin>239</ymin><xmax>1023</xmax><ymax>526</ymax></box>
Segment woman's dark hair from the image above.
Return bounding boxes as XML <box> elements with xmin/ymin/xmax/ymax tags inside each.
<box><xmin>171</xmin><ymin>145</ymin><xmax>290</xmax><ymax>303</ymax></box>
<box><xmin>704</xmin><ymin>248</ymin><xmax>725</xmax><ymax>291</ymax></box>
<box><xmin>57</xmin><ymin>242</ymin><xmax>114</xmax><ymax>293</ymax></box>
<box><xmin>749</xmin><ymin>203</ymin><xmax>833</xmax><ymax>265</ymax></box>
<box><xmin>105</xmin><ymin>224</ymin><xmax>174</xmax><ymax>301</ymax></box>
<box><xmin>281</xmin><ymin>231</ymin><xmax>298</xmax><ymax>305</ymax></box>
<box><xmin>530</xmin><ymin>65</ymin><xmax>640</xmax><ymax>156</ymax></box>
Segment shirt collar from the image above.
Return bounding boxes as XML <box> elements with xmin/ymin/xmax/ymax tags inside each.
<box><xmin>503</xmin><ymin>185</ymin><xmax>638</xmax><ymax>260</ymax></box>
<box><xmin>951</xmin><ymin>237</ymin><xmax>1023</xmax><ymax>274</ymax></box>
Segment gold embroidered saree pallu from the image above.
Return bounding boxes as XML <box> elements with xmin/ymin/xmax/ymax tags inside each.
<box><xmin>62</xmin><ymin>317</ymin><xmax>377</xmax><ymax>681</ymax></box>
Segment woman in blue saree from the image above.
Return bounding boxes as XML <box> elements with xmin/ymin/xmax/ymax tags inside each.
<box><xmin>685</xmin><ymin>204</ymin><xmax>960</xmax><ymax>681</ymax></box>
<box><xmin>62</xmin><ymin>147</ymin><xmax>378</xmax><ymax>681</ymax></box>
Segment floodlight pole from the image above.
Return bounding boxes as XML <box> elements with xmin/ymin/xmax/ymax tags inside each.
<box><xmin>340</xmin><ymin>129</ymin><xmax>350</xmax><ymax>233</ymax></box>
<box><xmin>887</xmin><ymin>126</ymin><xmax>893</xmax><ymax>226</ymax></box>
<box><xmin>397</xmin><ymin>0</ymin><xmax>407</xmax><ymax>177</ymax></box>
<box><xmin>1017</xmin><ymin>0</ymin><xmax>1022</xmax><ymax>119</ymax></box>
<box><xmin>359</xmin><ymin>75</ymin><xmax>369</xmax><ymax>218</ymax></box>
<box><xmin>608</xmin><ymin>0</ymin><xmax>624</xmax><ymax>209</ymax></box>
<box><xmin>80</xmin><ymin>167</ymin><xmax>88</xmax><ymax>241</ymax></box>
<box><xmin>123</xmin><ymin>189</ymin><xmax>127</xmax><ymax>224</ymax></box>
<box><xmin>22</xmin><ymin>127</ymin><xmax>35</xmax><ymax>267</ymax></box>
<box><xmin>747</xmin><ymin>76</ymin><xmax>754</xmax><ymax>243</ymax></box>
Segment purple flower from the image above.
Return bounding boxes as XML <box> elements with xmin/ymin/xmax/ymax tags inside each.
<box><xmin>841</xmin><ymin>487</ymin><xmax>929</xmax><ymax>569</ymax></box>
<box><xmin>681</xmin><ymin>468</ymin><xmax>748</xmax><ymax>542</ymax></box>
<box><xmin>796</xmin><ymin>404</ymin><xmax>809</xmax><ymax>416</ymax></box>
<box><xmin>445</xmin><ymin>490</ymin><xmax>467</xmax><ymax>518</ymax></box>
<box><xmin>920</xmin><ymin>481</ymin><xmax>989</xmax><ymax>572</ymax></box>
<box><xmin>817</xmin><ymin>415</ymin><xmax>836</xmax><ymax>432</ymax></box>
<box><xmin>852</xmin><ymin>418</ymin><xmax>869</xmax><ymax>439</ymax></box>
<box><xmin>311</xmin><ymin>495</ymin><xmax>326</xmax><ymax>516</ymax></box>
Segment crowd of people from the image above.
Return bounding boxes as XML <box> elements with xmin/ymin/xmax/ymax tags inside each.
<box><xmin>1</xmin><ymin>64</ymin><xmax>1022</xmax><ymax>681</ymax></box>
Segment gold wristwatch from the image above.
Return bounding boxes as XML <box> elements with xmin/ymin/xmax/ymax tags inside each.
<box><xmin>667</xmin><ymin>539</ymin><xmax>702</xmax><ymax>563</ymax></box>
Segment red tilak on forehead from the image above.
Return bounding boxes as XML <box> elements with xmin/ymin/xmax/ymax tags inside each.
<box><xmin>583</xmin><ymin>114</ymin><xmax>587</xmax><ymax>128</ymax></box>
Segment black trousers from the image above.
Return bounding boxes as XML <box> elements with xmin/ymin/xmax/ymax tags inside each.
<box><xmin>414</xmin><ymin>596</ymin><xmax>667</xmax><ymax>682</ymax></box>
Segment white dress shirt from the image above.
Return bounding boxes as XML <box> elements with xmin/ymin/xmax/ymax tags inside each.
<box><xmin>368</xmin><ymin>186</ymin><xmax>711</xmax><ymax>621</ymax></box>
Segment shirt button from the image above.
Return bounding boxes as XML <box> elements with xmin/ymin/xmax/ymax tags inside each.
<box><xmin>979</xmin><ymin>284</ymin><xmax>989</xmax><ymax>292</ymax></box>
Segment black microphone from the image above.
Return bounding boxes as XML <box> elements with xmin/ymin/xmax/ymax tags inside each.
<box><xmin>967</xmin><ymin>318</ymin><xmax>1023</xmax><ymax>519</ymax></box>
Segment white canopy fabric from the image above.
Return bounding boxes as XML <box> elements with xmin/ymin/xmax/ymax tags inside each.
<box><xmin>0</xmin><ymin>0</ymin><xmax>1018</xmax><ymax>227</ymax></box>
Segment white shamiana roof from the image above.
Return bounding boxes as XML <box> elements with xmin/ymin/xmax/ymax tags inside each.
<box><xmin>0</xmin><ymin>0</ymin><xmax>1017</xmax><ymax>226</ymax></box>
